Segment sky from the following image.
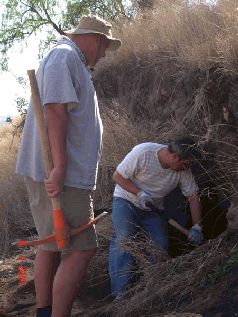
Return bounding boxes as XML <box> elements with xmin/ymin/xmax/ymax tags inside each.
<box><xmin>0</xmin><ymin>2</ymin><xmax>52</xmax><ymax>123</ymax></box>
<box><xmin>0</xmin><ymin>44</ymin><xmax>40</xmax><ymax>121</ymax></box>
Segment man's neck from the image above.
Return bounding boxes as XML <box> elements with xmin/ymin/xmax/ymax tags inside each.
<box><xmin>68</xmin><ymin>35</ymin><xmax>89</xmax><ymax>66</ymax></box>
<box><xmin>157</xmin><ymin>148</ymin><xmax>170</xmax><ymax>169</ymax></box>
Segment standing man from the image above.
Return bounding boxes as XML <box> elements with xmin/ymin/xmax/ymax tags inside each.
<box><xmin>16</xmin><ymin>15</ymin><xmax>121</xmax><ymax>317</ymax></box>
<box><xmin>109</xmin><ymin>138</ymin><xmax>203</xmax><ymax>298</ymax></box>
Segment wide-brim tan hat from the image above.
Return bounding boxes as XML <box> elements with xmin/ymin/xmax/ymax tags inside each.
<box><xmin>64</xmin><ymin>15</ymin><xmax>121</xmax><ymax>51</ymax></box>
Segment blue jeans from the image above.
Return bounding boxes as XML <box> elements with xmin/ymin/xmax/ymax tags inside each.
<box><xmin>109</xmin><ymin>197</ymin><xmax>169</xmax><ymax>296</ymax></box>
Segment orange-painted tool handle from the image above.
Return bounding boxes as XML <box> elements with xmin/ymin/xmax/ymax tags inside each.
<box><xmin>15</xmin><ymin>212</ymin><xmax>110</xmax><ymax>248</ymax></box>
<box><xmin>53</xmin><ymin>208</ymin><xmax>68</xmax><ymax>250</ymax></box>
<box><xmin>17</xmin><ymin>234</ymin><xmax>56</xmax><ymax>247</ymax></box>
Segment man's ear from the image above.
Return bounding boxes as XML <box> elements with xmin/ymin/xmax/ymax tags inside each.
<box><xmin>171</xmin><ymin>153</ymin><xmax>180</xmax><ymax>162</ymax></box>
<box><xmin>95</xmin><ymin>34</ymin><xmax>102</xmax><ymax>44</ymax></box>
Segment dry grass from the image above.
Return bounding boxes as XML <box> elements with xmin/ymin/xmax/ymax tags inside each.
<box><xmin>0</xmin><ymin>121</ymin><xmax>33</xmax><ymax>257</ymax></box>
<box><xmin>95</xmin><ymin>0</ymin><xmax>238</xmax><ymax>127</ymax></box>
<box><xmin>84</xmin><ymin>230</ymin><xmax>238</xmax><ymax>317</ymax></box>
<box><xmin>116</xmin><ymin>0</ymin><xmax>238</xmax><ymax>72</ymax></box>
<box><xmin>0</xmin><ymin>1</ymin><xmax>238</xmax><ymax>315</ymax></box>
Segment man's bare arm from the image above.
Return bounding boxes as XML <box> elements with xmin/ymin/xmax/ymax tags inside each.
<box><xmin>44</xmin><ymin>103</ymin><xmax>68</xmax><ymax>198</ymax></box>
<box><xmin>112</xmin><ymin>170</ymin><xmax>140</xmax><ymax>196</ymax></box>
<box><xmin>188</xmin><ymin>193</ymin><xmax>201</xmax><ymax>225</ymax></box>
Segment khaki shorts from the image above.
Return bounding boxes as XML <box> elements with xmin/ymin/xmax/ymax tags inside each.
<box><xmin>24</xmin><ymin>177</ymin><xmax>98</xmax><ymax>252</ymax></box>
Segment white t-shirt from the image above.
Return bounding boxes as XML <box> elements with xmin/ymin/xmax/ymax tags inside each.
<box><xmin>16</xmin><ymin>37</ymin><xmax>103</xmax><ymax>190</ymax></box>
<box><xmin>114</xmin><ymin>143</ymin><xmax>199</xmax><ymax>209</ymax></box>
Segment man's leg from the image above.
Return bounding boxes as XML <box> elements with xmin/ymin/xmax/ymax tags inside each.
<box><xmin>140</xmin><ymin>210</ymin><xmax>169</xmax><ymax>252</ymax></box>
<box><xmin>52</xmin><ymin>249</ymin><xmax>96</xmax><ymax>317</ymax></box>
<box><xmin>109</xmin><ymin>198</ymin><xmax>138</xmax><ymax>297</ymax></box>
<box><xmin>24</xmin><ymin>177</ymin><xmax>60</xmax><ymax>308</ymax></box>
<box><xmin>34</xmin><ymin>250</ymin><xmax>60</xmax><ymax>307</ymax></box>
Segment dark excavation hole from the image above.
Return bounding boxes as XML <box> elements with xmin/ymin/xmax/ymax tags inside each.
<box><xmin>167</xmin><ymin>158</ymin><xmax>230</xmax><ymax>257</ymax></box>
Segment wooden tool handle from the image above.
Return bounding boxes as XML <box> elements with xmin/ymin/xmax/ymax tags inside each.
<box><xmin>145</xmin><ymin>203</ymin><xmax>189</xmax><ymax>236</ymax></box>
<box><xmin>27</xmin><ymin>69</ymin><xmax>67</xmax><ymax>249</ymax></box>
<box><xmin>27</xmin><ymin>70</ymin><xmax>52</xmax><ymax>177</ymax></box>
<box><xmin>168</xmin><ymin>218</ymin><xmax>189</xmax><ymax>236</ymax></box>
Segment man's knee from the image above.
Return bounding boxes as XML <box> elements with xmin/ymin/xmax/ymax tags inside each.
<box><xmin>63</xmin><ymin>248</ymin><xmax>97</xmax><ymax>263</ymax></box>
<box><xmin>81</xmin><ymin>248</ymin><xmax>97</xmax><ymax>259</ymax></box>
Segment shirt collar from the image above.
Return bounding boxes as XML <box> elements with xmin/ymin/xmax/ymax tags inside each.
<box><xmin>56</xmin><ymin>36</ymin><xmax>88</xmax><ymax>69</ymax></box>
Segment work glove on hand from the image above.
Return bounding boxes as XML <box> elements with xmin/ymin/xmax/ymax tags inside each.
<box><xmin>137</xmin><ymin>191</ymin><xmax>155</xmax><ymax>211</ymax></box>
<box><xmin>188</xmin><ymin>224</ymin><xmax>203</xmax><ymax>245</ymax></box>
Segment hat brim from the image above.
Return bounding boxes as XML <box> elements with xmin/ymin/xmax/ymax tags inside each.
<box><xmin>65</xmin><ymin>28</ymin><xmax>121</xmax><ymax>51</ymax></box>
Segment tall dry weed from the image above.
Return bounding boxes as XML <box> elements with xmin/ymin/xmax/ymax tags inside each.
<box><xmin>121</xmin><ymin>0</ymin><xmax>238</xmax><ymax>71</ymax></box>
<box><xmin>215</xmin><ymin>0</ymin><xmax>238</xmax><ymax>73</ymax></box>
<box><xmin>0</xmin><ymin>122</ymin><xmax>32</xmax><ymax>257</ymax></box>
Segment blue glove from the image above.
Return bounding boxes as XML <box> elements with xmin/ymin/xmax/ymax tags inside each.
<box><xmin>218</xmin><ymin>199</ymin><xmax>231</xmax><ymax>209</ymax></box>
<box><xmin>188</xmin><ymin>224</ymin><xmax>203</xmax><ymax>245</ymax></box>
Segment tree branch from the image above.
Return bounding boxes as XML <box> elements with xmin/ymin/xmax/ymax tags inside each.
<box><xmin>41</xmin><ymin>5</ymin><xmax>65</xmax><ymax>35</ymax></box>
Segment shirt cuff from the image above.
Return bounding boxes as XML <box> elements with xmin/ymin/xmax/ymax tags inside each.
<box><xmin>185</xmin><ymin>191</ymin><xmax>198</xmax><ymax>198</ymax></box>
<box><xmin>116</xmin><ymin>167</ymin><xmax>130</xmax><ymax>179</ymax></box>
